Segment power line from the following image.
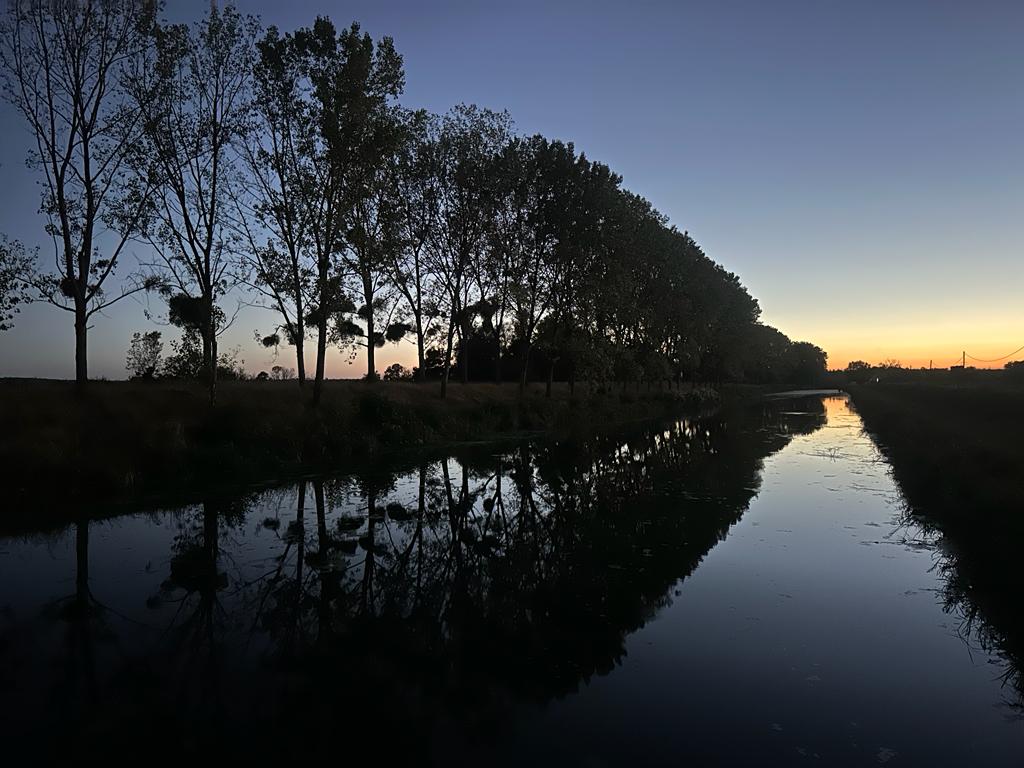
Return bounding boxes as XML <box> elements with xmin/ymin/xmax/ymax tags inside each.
<box><xmin>850</xmin><ymin>345</ymin><xmax>1024</xmax><ymax>369</ymax></box>
<box><xmin>962</xmin><ymin>346</ymin><xmax>1019</xmax><ymax>364</ymax></box>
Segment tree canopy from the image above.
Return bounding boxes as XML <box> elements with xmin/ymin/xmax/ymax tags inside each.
<box><xmin>1</xmin><ymin>2</ymin><xmax>826</xmax><ymax>393</ymax></box>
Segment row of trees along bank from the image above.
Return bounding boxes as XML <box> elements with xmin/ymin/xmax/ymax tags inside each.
<box><xmin>0</xmin><ymin>2</ymin><xmax>827</xmax><ymax>404</ymax></box>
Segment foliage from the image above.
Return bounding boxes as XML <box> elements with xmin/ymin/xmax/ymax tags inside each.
<box><xmin>126</xmin><ymin>331</ymin><xmax>164</xmax><ymax>379</ymax></box>
<box><xmin>382</xmin><ymin>363</ymin><xmax>413</xmax><ymax>381</ymax></box>
<box><xmin>161</xmin><ymin>331</ymin><xmax>206</xmax><ymax>379</ymax></box>
<box><xmin>0</xmin><ymin>0</ymin><xmax>159</xmax><ymax>380</ymax></box>
<box><xmin>1005</xmin><ymin>361</ymin><xmax>1024</xmax><ymax>381</ymax></box>
<box><xmin>127</xmin><ymin>3</ymin><xmax>259</xmax><ymax>402</ymax></box>
<box><xmin>271</xmin><ymin>365</ymin><xmax>296</xmax><ymax>380</ymax></box>
<box><xmin>0</xmin><ymin>237</ymin><xmax>32</xmax><ymax>331</ymax></box>
<box><xmin>3</xmin><ymin>3</ymin><xmax>827</xmax><ymax>392</ymax></box>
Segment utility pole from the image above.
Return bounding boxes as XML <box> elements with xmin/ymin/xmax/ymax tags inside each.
<box><xmin>962</xmin><ymin>350</ymin><xmax>966</xmax><ymax>369</ymax></box>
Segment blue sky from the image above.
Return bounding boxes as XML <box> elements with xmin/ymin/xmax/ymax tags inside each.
<box><xmin>1</xmin><ymin>0</ymin><xmax>1021</xmax><ymax>376</ymax></box>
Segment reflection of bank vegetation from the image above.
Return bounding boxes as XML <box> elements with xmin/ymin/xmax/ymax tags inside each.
<box><xmin>0</xmin><ymin>379</ymin><xmax>721</xmax><ymax>512</ymax></box>
<box><xmin>3</xmin><ymin>401</ymin><xmax>826</xmax><ymax>757</ymax></box>
<box><xmin>852</xmin><ymin>384</ymin><xmax>1024</xmax><ymax>712</ymax></box>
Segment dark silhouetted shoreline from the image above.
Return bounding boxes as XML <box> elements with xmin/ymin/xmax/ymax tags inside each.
<box><xmin>0</xmin><ymin>378</ymin><xmax>722</xmax><ymax>521</ymax></box>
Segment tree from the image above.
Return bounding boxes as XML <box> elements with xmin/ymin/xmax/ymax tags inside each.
<box><xmin>232</xmin><ymin>24</ymin><xmax>317</xmax><ymax>387</ymax></box>
<box><xmin>390</xmin><ymin>109</ymin><xmax>442</xmax><ymax>379</ymax></box>
<box><xmin>502</xmin><ymin>136</ymin><xmax>575</xmax><ymax>393</ymax></box>
<box><xmin>271</xmin><ymin>364</ymin><xmax>296</xmax><ymax>380</ymax></box>
<box><xmin>844</xmin><ymin>360</ymin><xmax>872</xmax><ymax>384</ymax></box>
<box><xmin>427</xmin><ymin>105</ymin><xmax>512</xmax><ymax>397</ymax></box>
<box><xmin>333</xmin><ymin>28</ymin><xmax>406</xmax><ymax>381</ymax></box>
<box><xmin>382</xmin><ymin>362</ymin><xmax>411</xmax><ymax>381</ymax></box>
<box><xmin>126</xmin><ymin>331</ymin><xmax>163</xmax><ymax>379</ymax></box>
<box><xmin>785</xmin><ymin>341</ymin><xmax>827</xmax><ymax>385</ymax></box>
<box><xmin>739</xmin><ymin>323</ymin><xmax>791</xmax><ymax>385</ymax></box>
<box><xmin>0</xmin><ymin>237</ymin><xmax>32</xmax><ymax>331</ymax></box>
<box><xmin>128</xmin><ymin>3</ymin><xmax>258</xmax><ymax>405</ymax></box>
<box><xmin>161</xmin><ymin>329</ymin><xmax>204</xmax><ymax>379</ymax></box>
<box><xmin>0</xmin><ymin>0</ymin><xmax>158</xmax><ymax>384</ymax></box>
<box><xmin>1004</xmin><ymin>361</ymin><xmax>1024</xmax><ymax>381</ymax></box>
<box><xmin>280</xmin><ymin>19</ymin><xmax>406</xmax><ymax>403</ymax></box>
<box><xmin>162</xmin><ymin>327</ymin><xmax>246</xmax><ymax>380</ymax></box>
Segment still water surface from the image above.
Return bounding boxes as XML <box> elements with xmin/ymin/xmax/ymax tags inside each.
<box><xmin>1</xmin><ymin>394</ymin><xmax>1021</xmax><ymax>764</ymax></box>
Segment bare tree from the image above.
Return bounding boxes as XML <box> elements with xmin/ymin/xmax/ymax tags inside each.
<box><xmin>231</xmin><ymin>24</ymin><xmax>315</xmax><ymax>387</ymax></box>
<box><xmin>127</xmin><ymin>3</ymin><xmax>258</xmax><ymax>405</ymax></box>
<box><xmin>0</xmin><ymin>0</ymin><xmax>158</xmax><ymax>384</ymax></box>
<box><xmin>390</xmin><ymin>109</ymin><xmax>442</xmax><ymax>379</ymax></box>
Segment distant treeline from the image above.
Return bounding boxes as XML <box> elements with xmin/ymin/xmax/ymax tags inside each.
<box><xmin>0</xmin><ymin>3</ymin><xmax>825</xmax><ymax>403</ymax></box>
<box><xmin>836</xmin><ymin>359</ymin><xmax>1024</xmax><ymax>385</ymax></box>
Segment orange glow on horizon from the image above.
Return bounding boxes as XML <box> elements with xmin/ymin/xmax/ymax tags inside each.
<box><xmin>825</xmin><ymin>346</ymin><xmax>1023</xmax><ymax>371</ymax></box>
<box><xmin>772</xmin><ymin>310</ymin><xmax>1024</xmax><ymax>373</ymax></box>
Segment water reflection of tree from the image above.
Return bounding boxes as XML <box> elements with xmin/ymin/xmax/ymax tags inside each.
<box><xmin>236</xmin><ymin>402</ymin><xmax>827</xmax><ymax>750</ymax></box>
<box><xmin>50</xmin><ymin>520</ymin><xmax>101</xmax><ymax>722</ymax></box>
<box><xmin>144</xmin><ymin>496</ymin><xmax>253</xmax><ymax>747</ymax></box>
<box><xmin>9</xmin><ymin>403</ymin><xmax>829</xmax><ymax>758</ymax></box>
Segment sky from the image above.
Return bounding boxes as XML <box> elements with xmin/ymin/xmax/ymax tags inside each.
<box><xmin>1</xmin><ymin>0</ymin><xmax>1021</xmax><ymax>377</ymax></box>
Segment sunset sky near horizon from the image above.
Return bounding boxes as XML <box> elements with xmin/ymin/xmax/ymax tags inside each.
<box><xmin>1</xmin><ymin>0</ymin><xmax>1021</xmax><ymax>377</ymax></box>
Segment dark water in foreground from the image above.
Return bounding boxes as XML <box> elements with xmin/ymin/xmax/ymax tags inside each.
<box><xmin>1</xmin><ymin>395</ymin><xmax>1022</xmax><ymax>764</ymax></box>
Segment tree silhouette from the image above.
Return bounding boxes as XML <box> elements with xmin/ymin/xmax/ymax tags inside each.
<box><xmin>3</xmin><ymin>4</ymin><xmax>826</xmax><ymax>394</ymax></box>
<box><xmin>0</xmin><ymin>236</ymin><xmax>32</xmax><ymax>331</ymax></box>
<box><xmin>127</xmin><ymin>4</ymin><xmax>259</xmax><ymax>405</ymax></box>
<box><xmin>231</xmin><ymin>26</ymin><xmax>320</xmax><ymax>387</ymax></box>
<box><xmin>427</xmin><ymin>105</ymin><xmax>512</xmax><ymax>397</ymax></box>
<box><xmin>125</xmin><ymin>330</ymin><xmax>163</xmax><ymax>379</ymax></box>
<box><xmin>0</xmin><ymin>0</ymin><xmax>159</xmax><ymax>383</ymax></box>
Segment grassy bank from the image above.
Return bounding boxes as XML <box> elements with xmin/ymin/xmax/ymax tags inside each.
<box><xmin>0</xmin><ymin>378</ymin><xmax>719</xmax><ymax>512</ymax></box>
<box><xmin>849</xmin><ymin>382</ymin><xmax>1024</xmax><ymax>701</ymax></box>
<box><xmin>848</xmin><ymin>382</ymin><xmax>1024</xmax><ymax>535</ymax></box>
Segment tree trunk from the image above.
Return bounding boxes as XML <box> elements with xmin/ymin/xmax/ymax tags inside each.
<box><xmin>312</xmin><ymin>312</ymin><xmax>328</xmax><ymax>407</ymax></box>
<box><xmin>366</xmin><ymin>333</ymin><xmax>376</xmax><ymax>381</ymax></box>
<box><xmin>295</xmin><ymin>333</ymin><xmax>306</xmax><ymax>387</ymax></box>
<box><xmin>200</xmin><ymin>291</ymin><xmax>217</xmax><ymax>406</ymax></box>
<box><xmin>546</xmin><ymin>359</ymin><xmax>554</xmax><ymax>398</ymax></box>
<box><xmin>461</xmin><ymin>326</ymin><xmax>470</xmax><ymax>384</ymax></box>
<box><xmin>74</xmin><ymin>305</ymin><xmax>88</xmax><ymax>388</ymax></box>
<box><xmin>363</xmin><ymin>277</ymin><xmax>377</xmax><ymax>381</ymax></box>
<box><xmin>209</xmin><ymin>331</ymin><xmax>218</xmax><ymax>407</ymax></box>
<box><xmin>202</xmin><ymin>330</ymin><xmax>212</xmax><ymax>377</ymax></box>
<box><xmin>415</xmin><ymin>314</ymin><xmax>425</xmax><ymax>380</ymax></box>
<box><xmin>519</xmin><ymin>341</ymin><xmax>531</xmax><ymax>397</ymax></box>
<box><xmin>493</xmin><ymin>334</ymin><xmax>502</xmax><ymax>384</ymax></box>
<box><xmin>441</xmin><ymin>320</ymin><xmax>455</xmax><ymax>399</ymax></box>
